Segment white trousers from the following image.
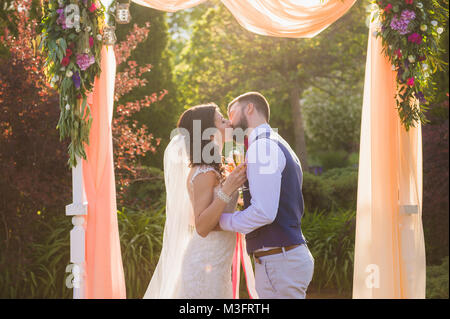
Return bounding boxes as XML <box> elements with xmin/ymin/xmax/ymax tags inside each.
<box><xmin>254</xmin><ymin>244</ymin><xmax>315</xmax><ymax>299</ymax></box>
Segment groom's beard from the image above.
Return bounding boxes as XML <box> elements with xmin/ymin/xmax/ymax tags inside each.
<box><xmin>232</xmin><ymin>114</ymin><xmax>248</xmax><ymax>131</ymax></box>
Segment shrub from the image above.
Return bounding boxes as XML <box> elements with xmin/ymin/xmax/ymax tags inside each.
<box><xmin>315</xmin><ymin>150</ymin><xmax>350</xmax><ymax>170</ymax></box>
<box><xmin>302</xmin><ymin>209</ymin><xmax>356</xmax><ymax>293</ymax></box>
<box><xmin>118</xmin><ymin>206</ymin><xmax>165</xmax><ymax>299</ymax></box>
<box><xmin>0</xmin><ymin>215</ymin><xmax>71</xmax><ymax>298</ymax></box>
<box><xmin>119</xmin><ymin>166</ymin><xmax>166</xmax><ymax>211</ymax></box>
<box><xmin>0</xmin><ymin>205</ymin><xmax>165</xmax><ymax>299</ymax></box>
<box><xmin>303</xmin><ymin>167</ymin><xmax>358</xmax><ymax>213</ymax></box>
<box><xmin>426</xmin><ymin>256</ymin><xmax>449</xmax><ymax>299</ymax></box>
<box><xmin>422</xmin><ymin>119</ymin><xmax>449</xmax><ymax>265</ymax></box>
<box><xmin>303</xmin><ymin>172</ymin><xmax>331</xmax><ymax>212</ymax></box>
<box><xmin>323</xmin><ymin>167</ymin><xmax>358</xmax><ymax>211</ymax></box>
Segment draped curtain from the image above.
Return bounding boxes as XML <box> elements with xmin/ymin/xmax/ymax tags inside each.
<box><xmin>83</xmin><ymin>46</ymin><xmax>126</xmax><ymax>299</ymax></box>
<box><xmin>82</xmin><ymin>0</ymin><xmax>425</xmax><ymax>298</ymax></box>
<box><xmin>352</xmin><ymin>21</ymin><xmax>425</xmax><ymax>298</ymax></box>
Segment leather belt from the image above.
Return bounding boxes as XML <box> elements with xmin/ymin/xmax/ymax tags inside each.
<box><xmin>253</xmin><ymin>244</ymin><xmax>301</xmax><ymax>264</ymax></box>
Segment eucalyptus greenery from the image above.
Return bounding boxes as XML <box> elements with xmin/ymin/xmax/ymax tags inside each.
<box><xmin>38</xmin><ymin>0</ymin><xmax>106</xmax><ymax>167</ymax></box>
<box><xmin>372</xmin><ymin>0</ymin><xmax>448</xmax><ymax>130</ymax></box>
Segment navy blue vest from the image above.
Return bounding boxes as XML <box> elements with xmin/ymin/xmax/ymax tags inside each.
<box><xmin>243</xmin><ymin>131</ymin><xmax>307</xmax><ymax>253</ymax></box>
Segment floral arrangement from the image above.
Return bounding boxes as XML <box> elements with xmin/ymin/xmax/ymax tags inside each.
<box><xmin>38</xmin><ymin>0</ymin><xmax>106</xmax><ymax>167</ymax></box>
<box><xmin>372</xmin><ymin>0</ymin><xmax>448</xmax><ymax>130</ymax></box>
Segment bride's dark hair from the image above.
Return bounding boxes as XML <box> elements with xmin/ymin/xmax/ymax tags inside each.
<box><xmin>177</xmin><ymin>103</ymin><xmax>224</xmax><ymax>177</ymax></box>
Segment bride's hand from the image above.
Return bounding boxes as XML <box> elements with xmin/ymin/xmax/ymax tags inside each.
<box><xmin>221</xmin><ymin>163</ymin><xmax>247</xmax><ymax>196</ymax></box>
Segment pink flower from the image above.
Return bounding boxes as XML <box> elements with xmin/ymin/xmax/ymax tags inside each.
<box><xmin>405</xmin><ymin>0</ymin><xmax>413</xmax><ymax>4</ymax></box>
<box><xmin>76</xmin><ymin>54</ymin><xmax>95</xmax><ymax>71</ymax></box>
<box><xmin>384</xmin><ymin>3</ymin><xmax>392</xmax><ymax>13</ymax></box>
<box><xmin>89</xmin><ymin>3</ymin><xmax>96</xmax><ymax>12</ymax></box>
<box><xmin>395</xmin><ymin>49</ymin><xmax>402</xmax><ymax>58</ymax></box>
<box><xmin>407</xmin><ymin>77</ymin><xmax>415</xmax><ymax>86</ymax></box>
<box><xmin>408</xmin><ymin>33</ymin><xmax>422</xmax><ymax>44</ymax></box>
<box><xmin>89</xmin><ymin>36</ymin><xmax>94</xmax><ymax>48</ymax></box>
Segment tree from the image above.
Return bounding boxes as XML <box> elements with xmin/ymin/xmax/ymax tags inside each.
<box><xmin>173</xmin><ymin>0</ymin><xmax>369</xmax><ymax>171</ymax></box>
<box><xmin>302</xmin><ymin>71</ymin><xmax>363</xmax><ymax>154</ymax></box>
<box><xmin>113</xmin><ymin>21</ymin><xmax>168</xmax><ymax>203</ymax></box>
<box><xmin>115</xmin><ymin>3</ymin><xmax>182</xmax><ymax>169</ymax></box>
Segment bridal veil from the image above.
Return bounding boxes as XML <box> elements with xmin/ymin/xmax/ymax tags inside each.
<box><xmin>143</xmin><ymin>133</ymin><xmax>194</xmax><ymax>298</ymax></box>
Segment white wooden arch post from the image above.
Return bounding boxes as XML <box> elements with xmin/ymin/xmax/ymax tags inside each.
<box><xmin>65</xmin><ymin>155</ymin><xmax>87</xmax><ymax>299</ymax></box>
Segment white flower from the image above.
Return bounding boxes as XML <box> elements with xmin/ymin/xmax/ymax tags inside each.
<box><xmin>431</xmin><ymin>20</ymin><xmax>438</xmax><ymax>27</ymax></box>
<box><xmin>60</xmin><ymin>67</ymin><xmax>66</xmax><ymax>71</ymax></box>
<box><xmin>76</xmin><ymin>28</ymin><xmax>81</xmax><ymax>33</ymax></box>
<box><xmin>424</xmin><ymin>72</ymin><xmax>430</xmax><ymax>78</ymax></box>
<box><xmin>422</xmin><ymin>63</ymin><xmax>428</xmax><ymax>70</ymax></box>
<box><xmin>85</xmin><ymin>48</ymin><xmax>90</xmax><ymax>54</ymax></box>
<box><xmin>96</xmin><ymin>34</ymin><xmax>102</xmax><ymax>41</ymax></box>
<box><xmin>66</xmin><ymin>70</ymin><xmax>73</xmax><ymax>77</ymax></box>
<box><xmin>420</xmin><ymin>24</ymin><xmax>427</xmax><ymax>31</ymax></box>
<box><xmin>416</xmin><ymin>2</ymin><xmax>423</xmax><ymax>9</ymax></box>
<box><xmin>65</xmin><ymin>104</ymin><xmax>71</xmax><ymax>111</ymax></box>
<box><xmin>391</xmin><ymin>65</ymin><xmax>396</xmax><ymax>71</ymax></box>
<box><xmin>408</xmin><ymin>55</ymin><xmax>416</xmax><ymax>63</ymax></box>
<box><xmin>437</xmin><ymin>27</ymin><xmax>444</xmax><ymax>34</ymax></box>
<box><xmin>85</xmin><ymin>26</ymin><xmax>91</xmax><ymax>32</ymax></box>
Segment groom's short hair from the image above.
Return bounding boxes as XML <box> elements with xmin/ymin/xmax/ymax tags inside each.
<box><xmin>228</xmin><ymin>92</ymin><xmax>270</xmax><ymax>121</ymax></box>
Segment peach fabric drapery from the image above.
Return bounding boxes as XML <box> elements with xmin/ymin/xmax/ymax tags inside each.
<box><xmin>352</xmin><ymin>21</ymin><xmax>426</xmax><ymax>298</ymax></box>
<box><xmin>82</xmin><ymin>45</ymin><xmax>126</xmax><ymax>299</ymax></box>
<box><xmin>133</xmin><ymin>0</ymin><xmax>357</xmax><ymax>38</ymax></box>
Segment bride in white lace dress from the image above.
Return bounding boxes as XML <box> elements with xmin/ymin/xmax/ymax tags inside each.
<box><xmin>143</xmin><ymin>103</ymin><xmax>247</xmax><ymax>299</ymax></box>
<box><xmin>178</xmin><ymin>165</ymin><xmax>240</xmax><ymax>298</ymax></box>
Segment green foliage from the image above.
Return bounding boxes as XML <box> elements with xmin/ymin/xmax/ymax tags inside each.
<box><xmin>373</xmin><ymin>0</ymin><xmax>449</xmax><ymax>129</ymax></box>
<box><xmin>315</xmin><ymin>150</ymin><xmax>352</xmax><ymax>170</ymax></box>
<box><xmin>302</xmin><ymin>209</ymin><xmax>356</xmax><ymax>293</ymax></box>
<box><xmin>0</xmin><ymin>215</ymin><xmax>72</xmax><ymax>298</ymax></box>
<box><xmin>0</xmin><ymin>205</ymin><xmax>165</xmax><ymax>299</ymax></box>
<box><xmin>303</xmin><ymin>76</ymin><xmax>363</xmax><ymax>154</ymax></box>
<box><xmin>38</xmin><ymin>0</ymin><xmax>105</xmax><ymax>167</ymax></box>
<box><xmin>426</xmin><ymin>256</ymin><xmax>449</xmax><ymax>299</ymax></box>
<box><xmin>115</xmin><ymin>4</ymin><xmax>181</xmax><ymax>169</ymax></box>
<box><xmin>120</xmin><ymin>166</ymin><xmax>166</xmax><ymax>212</ymax></box>
<box><xmin>172</xmin><ymin>0</ymin><xmax>369</xmax><ymax>166</ymax></box>
<box><xmin>118</xmin><ymin>206</ymin><xmax>165</xmax><ymax>299</ymax></box>
<box><xmin>302</xmin><ymin>173</ymin><xmax>330</xmax><ymax>212</ymax></box>
<box><xmin>303</xmin><ymin>167</ymin><xmax>358</xmax><ymax>212</ymax></box>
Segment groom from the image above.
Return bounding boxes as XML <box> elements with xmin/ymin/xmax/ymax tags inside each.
<box><xmin>219</xmin><ymin>92</ymin><xmax>314</xmax><ymax>299</ymax></box>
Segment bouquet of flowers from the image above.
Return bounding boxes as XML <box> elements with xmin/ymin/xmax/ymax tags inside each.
<box><xmin>38</xmin><ymin>0</ymin><xmax>106</xmax><ymax>167</ymax></box>
<box><xmin>372</xmin><ymin>0</ymin><xmax>448</xmax><ymax>130</ymax></box>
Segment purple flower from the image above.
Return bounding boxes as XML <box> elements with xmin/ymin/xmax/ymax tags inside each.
<box><xmin>401</xmin><ymin>9</ymin><xmax>416</xmax><ymax>21</ymax></box>
<box><xmin>76</xmin><ymin>54</ymin><xmax>95</xmax><ymax>71</ymax></box>
<box><xmin>390</xmin><ymin>9</ymin><xmax>416</xmax><ymax>35</ymax></box>
<box><xmin>56</xmin><ymin>9</ymin><xmax>67</xmax><ymax>29</ymax></box>
<box><xmin>390</xmin><ymin>16</ymin><xmax>410</xmax><ymax>34</ymax></box>
<box><xmin>72</xmin><ymin>71</ymin><xmax>81</xmax><ymax>89</ymax></box>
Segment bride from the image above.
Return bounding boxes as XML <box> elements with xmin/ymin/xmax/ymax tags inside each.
<box><xmin>143</xmin><ymin>103</ymin><xmax>248</xmax><ymax>298</ymax></box>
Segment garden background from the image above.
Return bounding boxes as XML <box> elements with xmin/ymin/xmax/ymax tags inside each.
<box><xmin>0</xmin><ymin>0</ymin><xmax>448</xmax><ymax>298</ymax></box>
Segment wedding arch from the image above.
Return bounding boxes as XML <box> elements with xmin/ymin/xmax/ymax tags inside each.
<box><xmin>39</xmin><ymin>0</ymin><xmax>446</xmax><ymax>298</ymax></box>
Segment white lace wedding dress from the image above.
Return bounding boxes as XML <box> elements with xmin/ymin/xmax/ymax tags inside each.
<box><xmin>177</xmin><ymin>165</ymin><xmax>239</xmax><ymax>299</ymax></box>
